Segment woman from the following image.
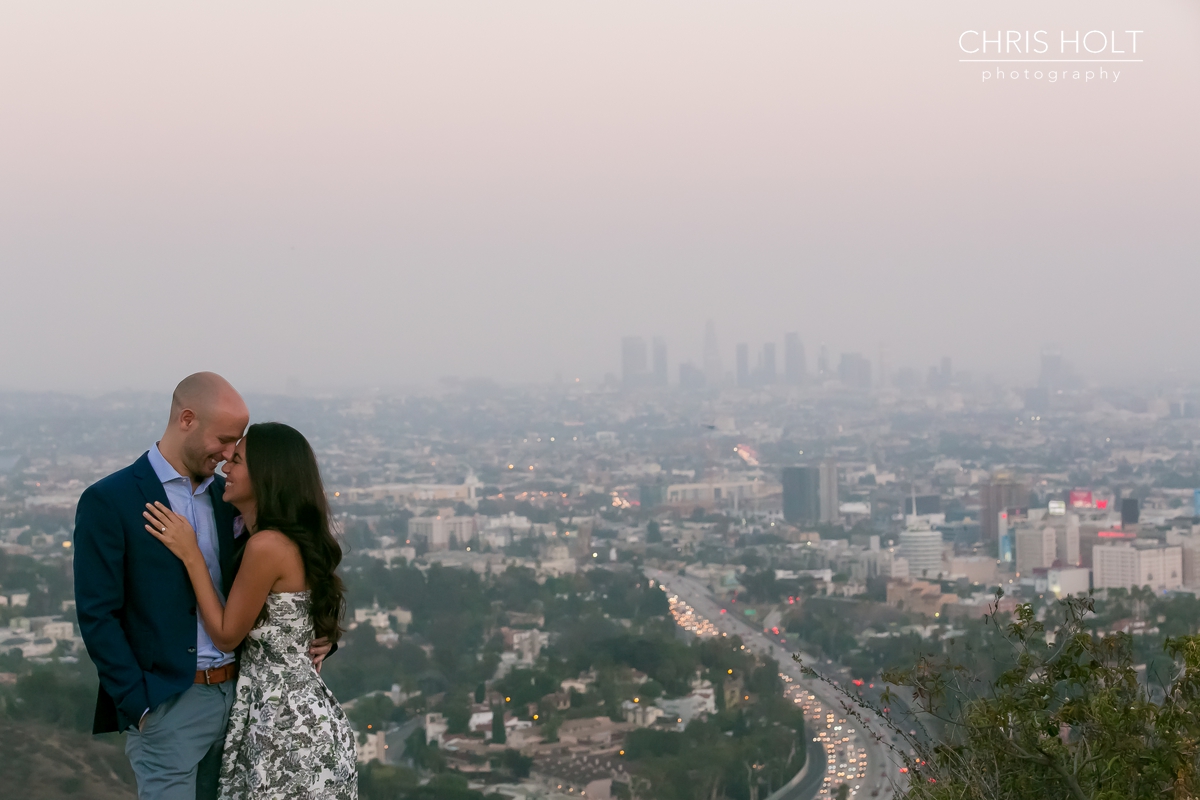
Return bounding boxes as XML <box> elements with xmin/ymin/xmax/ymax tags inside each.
<box><xmin>145</xmin><ymin>422</ymin><xmax>356</xmax><ymax>800</ymax></box>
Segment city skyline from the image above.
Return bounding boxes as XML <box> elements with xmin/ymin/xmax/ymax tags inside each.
<box><xmin>5</xmin><ymin>3</ymin><xmax>1200</xmax><ymax>798</ymax></box>
<box><xmin>1</xmin><ymin>0</ymin><xmax>1197</xmax><ymax>393</ymax></box>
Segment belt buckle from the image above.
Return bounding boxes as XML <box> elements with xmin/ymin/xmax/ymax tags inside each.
<box><xmin>204</xmin><ymin>667</ymin><xmax>214</xmax><ymax>685</ymax></box>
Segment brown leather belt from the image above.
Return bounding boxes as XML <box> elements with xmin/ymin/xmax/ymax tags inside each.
<box><xmin>195</xmin><ymin>664</ymin><xmax>238</xmax><ymax>685</ymax></box>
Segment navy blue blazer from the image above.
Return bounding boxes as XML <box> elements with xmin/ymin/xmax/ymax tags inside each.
<box><xmin>73</xmin><ymin>452</ymin><xmax>239</xmax><ymax>734</ymax></box>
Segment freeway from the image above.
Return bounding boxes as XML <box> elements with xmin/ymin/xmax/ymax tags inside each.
<box><xmin>647</xmin><ymin>568</ymin><xmax>907</xmax><ymax>800</ymax></box>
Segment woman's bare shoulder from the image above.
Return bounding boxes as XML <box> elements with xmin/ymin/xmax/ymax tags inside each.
<box><xmin>244</xmin><ymin>529</ymin><xmax>300</xmax><ymax>556</ymax></box>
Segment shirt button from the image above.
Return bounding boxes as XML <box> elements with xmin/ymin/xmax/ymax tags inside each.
<box><xmin>187</xmin><ymin>647</ymin><xmax>197</xmax><ymax>653</ymax></box>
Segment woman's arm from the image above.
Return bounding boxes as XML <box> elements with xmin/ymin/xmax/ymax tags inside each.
<box><xmin>144</xmin><ymin>502</ymin><xmax>280</xmax><ymax>652</ymax></box>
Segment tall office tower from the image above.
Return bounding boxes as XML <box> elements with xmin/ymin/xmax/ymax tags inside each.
<box><xmin>877</xmin><ymin>342</ymin><xmax>887</xmax><ymax>389</ymax></box>
<box><xmin>760</xmin><ymin>343</ymin><xmax>777</xmax><ymax>384</ymax></box>
<box><xmin>621</xmin><ymin>337</ymin><xmax>648</xmax><ymax>387</ymax></box>
<box><xmin>1015</xmin><ymin>526</ymin><xmax>1057</xmax><ymax>576</ymax></box>
<box><xmin>652</xmin><ymin>337</ymin><xmax>668</xmax><ymax>386</ymax></box>
<box><xmin>817</xmin><ymin>344</ymin><xmax>829</xmax><ymax>377</ymax></box>
<box><xmin>1079</xmin><ymin>528</ymin><xmax>1135</xmax><ymax>568</ymax></box>
<box><xmin>784</xmin><ymin>333</ymin><xmax>806</xmax><ymax>385</ymax></box>
<box><xmin>703</xmin><ymin>320</ymin><xmax>722</xmax><ymax>384</ymax></box>
<box><xmin>940</xmin><ymin>356</ymin><xmax>952</xmax><ymax>381</ymax></box>
<box><xmin>1057</xmin><ymin>514</ymin><xmax>1081</xmax><ymax>566</ymax></box>
<box><xmin>837</xmin><ymin>353</ymin><xmax>872</xmax><ymax>391</ymax></box>
<box><xmin>1182</xmin><ymin>539</ymin><xmax>1200</xmax><ymax>588</ymax></box>
<box><xmin>1121</xmin><ymin>498</ymin><xmax>1140</xmax><ymax>526</ymax></box>
<box><xmin>736</xmin><ymin>343</ymin><xmax>750</xmax><ymax>387</ymax></box>
<box><xmin>998</xmin><ymin>511</ymin><xmax>1013</xmax><ymax>562</ymax></box>
<box><xmin>818</xmin><ymin>459</ymin><xmax>839</xmax><ymax>524</ymax></box>
<box><xmin>782</xmin><ymin>466</ymin><xmax>821</xmax><ymax>524</ymax></box>
<box><xmin>981</xmin><ymin>475</ymin><xmax>1029</xmax><ymax>543</ymax></box>
<box><xmin>1039</xmin><ymin>349</ymin><xmax>1064</xmax><ymax>392</ymax></box>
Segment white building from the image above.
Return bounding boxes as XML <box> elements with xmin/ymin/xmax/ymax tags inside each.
<box><xmin>1046</xmin><ymin>567</ymin><xmax>1090</xmax><ymax>598</ymax></box>
<box><xmin>622</xmin><ymin>700</ymin><xmax>666</xmax><ymax>727</ymax></box>
<box><xmin>424</xmin><ymin>712</ymin><xmax>448</xmax><ymax>746</ymax></box>
<box><xmin>899</xmin><ymin>527</ymin><xmax>943</xmax><ymax>580</ymax></box>
<box><xmin>340</xmin><ymin>473</ymin><xmax>482</xmax><ymax>505</ymax></box>
<box><xmin>39</xmin><ymin>620</ymin><xmax>74</xmax><ymax>640</ymax></box>
<box><xmin>467</xmin><ymin>705</ymin><xmax>494</xmax><ymax>736</ymax></box>
<box><xmin>655</xmin><ymin>680</ymin><xmax>717</xmax><ymax>730</ymax></box>
<box><xmin>355</xmin><ymin>730</ymin><xmax>387</xmax><ymax>764</ymax></box>
<box><xmin>1181</xmin><ymin>538</ymin><xmax>1200</xmax><ymax>588</ymax></box>
<box><xmin>665</xmin><ymin>478</ymin><xmax>777</xmax><ymax>508</ymax></box>
<box><xmin>1057</xmin><ymin>514</ymin><xmax>1081</xmax><ymax>566</ymax></box>
<box><xmin>409</xmin><ymin>515</ymin><xmax>477</xmax><ymax>551</ymax></box>
<box><xmin>361</xmin><ymin>545</ymin><xmax>417</xmax><ymax>565</ymax></box>
<box><xmin>1093</xmin><ymin>544</ymin><xmax>1182</xmax><ymax>592</ymax></box>
<box><xmin>512</xmin><ymin>629</ymin><xmax>544</xmax><ymax>664</ymax></box>
<box><xmin>946</xmin><ymin>555</ymin><xmax>996</xmax><ymax>585</ymax></box>
<box><xmin>1016</xmin><ymin>526</ymin><xmax>1057</xmax><ymax>576</ymax></box>
<box><xmin>482</xmin><ymin>512</ymin><xmax>532</xmax><ymax>531</ymax></box>
<box><xmin>854</xmin><ymin>548</ymin><xmax>910</xmax><ymax>581</ymax></box>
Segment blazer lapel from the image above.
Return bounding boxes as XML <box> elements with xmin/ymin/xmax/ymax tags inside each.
<box><xmin>132</xmin><ymin>452</ymin><xmax>171</xmax><ymax>509</ymax></box>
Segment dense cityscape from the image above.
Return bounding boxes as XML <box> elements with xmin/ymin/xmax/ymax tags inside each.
<box><xmin>6</xmin><ymin>331</ymin><xmax>1200</xmax><ymax>800</ymax></box>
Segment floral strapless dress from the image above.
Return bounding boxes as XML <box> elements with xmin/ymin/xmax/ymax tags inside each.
<box><xmin>219</xmin><ymin>591</ymin><xmax>357</xmax><ymax>799</ymax></box>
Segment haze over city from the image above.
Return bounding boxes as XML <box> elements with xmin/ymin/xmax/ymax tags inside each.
<box><xmin>1</xmin><ymin>0</ymin><xmax>1197</xmax><ymax>393</ymax></box>
<box><xmin>7</xmin><ymin>4</ymin><xmax>1200</xmax><ymax>800</ymax></box>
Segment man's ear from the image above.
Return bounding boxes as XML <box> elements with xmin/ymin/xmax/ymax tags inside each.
<box><xmin>178</xmin><ymin>408</ymin><xmax>197</xmax><ymax>431</ymax></box>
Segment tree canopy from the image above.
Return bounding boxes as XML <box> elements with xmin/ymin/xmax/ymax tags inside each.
<box><xmin>823</xmin><ymin>592</ymin><xmax>1200</xmax><ymax>800</ymax></box>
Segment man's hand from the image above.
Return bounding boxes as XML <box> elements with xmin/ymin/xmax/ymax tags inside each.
<box><xmin>309</xmin><ymin>637</ymin><xmax>332</xmax><ymax>673</ymax></box>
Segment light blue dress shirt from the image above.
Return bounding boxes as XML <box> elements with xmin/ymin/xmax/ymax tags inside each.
<box><xmin>147</xmin><ymin>444</ymin><xmax>234</xmax><ymax>670</ymax></box>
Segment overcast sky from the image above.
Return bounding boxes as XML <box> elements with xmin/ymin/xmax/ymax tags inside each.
<box><xmin>1</xmin><ymin>1</ymin><xmax>1197</xmax><ymax>393</ymax></box>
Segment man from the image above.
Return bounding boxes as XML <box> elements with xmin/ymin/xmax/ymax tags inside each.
<box><xmin>73</xmin><ymin>373</ymin><xmax>332</xmax><ymax>800</ymax></box>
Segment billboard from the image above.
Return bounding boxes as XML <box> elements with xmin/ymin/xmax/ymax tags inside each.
<box><xmin>1048</xmin><ymin>500</ymin><xmax>1066</xmax><ymax>516</ymax></box>
<box><xmin>1068</xmin><ymin>489</ymin><xmax>1093</xmax><ymax>509</ymax></box>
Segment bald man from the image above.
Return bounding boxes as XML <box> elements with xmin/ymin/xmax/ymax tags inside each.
<box><xmin>73</xmin><ymin>373</ymin><xmax>330</xmax><ymax>800</ymax></box>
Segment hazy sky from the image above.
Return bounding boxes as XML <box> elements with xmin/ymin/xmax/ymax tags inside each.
<box><xmin>1</xmin><ymin>1</ymin><xmax>1197</xmax><ymax>392</ymax></box>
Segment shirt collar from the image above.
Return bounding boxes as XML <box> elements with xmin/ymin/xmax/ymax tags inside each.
<box><xmin>148</xmin><ymin>443</ymin><xmax>216</xmax><ymax>496</ymax></box>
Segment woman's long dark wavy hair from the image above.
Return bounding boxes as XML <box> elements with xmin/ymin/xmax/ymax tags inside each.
<box><xmin>243</xmin><ymin>422</ymin><xmax>345</xmax><ymax>643</ymax></box>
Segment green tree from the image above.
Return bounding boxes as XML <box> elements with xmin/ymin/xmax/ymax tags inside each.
<box><xmin>346</xmin><ymin>693</ymin><xmax>403</xmax><ymax>732</ymax></box>
<box><xmin>491</xmin><ymin>704</ymin><xmax>506</xmax><ymax>745</ymax></box>
<box><xmin>357</xmin><ymin>761</ymin><xmax>419</xmax><ymax>800</ymax></box>
<box><xmin>818</xmin><ymin>593</ymin><xmax>1200</xmax><ymax>800</ymax></box>
<box><xmin>494</xmin><ymin>748</ymin><xmax>533</xmax><ymax>779</ymax></box>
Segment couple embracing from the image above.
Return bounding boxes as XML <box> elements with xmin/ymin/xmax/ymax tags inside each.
<box><xmin>73</xmin><ymin>372</ymin><xmax>357</xmax><ymax>799</ymax></box>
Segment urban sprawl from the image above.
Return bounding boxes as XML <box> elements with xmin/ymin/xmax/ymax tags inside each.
<box><xmin>3</xmin><ymin>336</ymin><xmax>1200</xmax><ymax>800</ymax></box>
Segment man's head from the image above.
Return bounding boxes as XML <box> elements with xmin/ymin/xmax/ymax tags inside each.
<box><xmin>159</xmin><ymin>372</ymin><xmax>249</xmax><ymax>482</ymax></box>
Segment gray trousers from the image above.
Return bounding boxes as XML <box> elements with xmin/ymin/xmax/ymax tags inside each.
<box><xmin>125</xmin><ymin>682</ymin><xmax>236</xmax><ymax>800</ymax></box>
